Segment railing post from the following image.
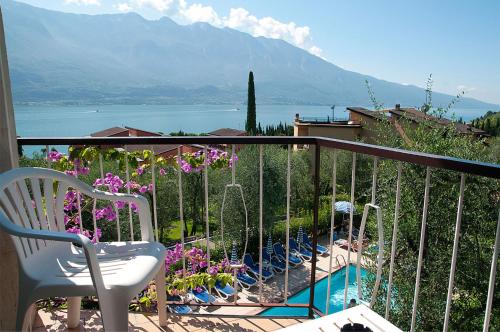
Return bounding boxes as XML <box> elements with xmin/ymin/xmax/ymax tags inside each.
<box><xmin>308</xmin><ymin>144</ymin><xmax>320</xmax><ymax>318</ymax></box>
<box><xmin>443</xmin><ymin>173</ymin><xmax>466</xmax><ymax>331</ymax></box>
<box><xmin>410</xmin><ymin>167</ymin><xmax>431</xmax><ymax>332</ymax></box>
<box><xmin>483</xmin><ymin>208</ymin><xmax>500</xmax><ymax>332</ymax></box>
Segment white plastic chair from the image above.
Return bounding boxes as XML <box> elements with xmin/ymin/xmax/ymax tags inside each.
<box><xmin>0</xmin><ymin>167</ymin><xmax>167</xmax><ymax>331</ymax></box>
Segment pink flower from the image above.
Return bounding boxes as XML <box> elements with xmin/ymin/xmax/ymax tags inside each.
<box><xmin>159</xmin><ymin>168</ymin><xmax>167</xmax><ymax>176</ymax></box>
<box><xmin>139</xmin><ymin>186</ymin><xmax>148</xmax><ymax>194</ymax></box>
<box><xmin>115</xmin><ymin>201</ymin><xmax>126</xmax><ymax>209</ymax></box>
<box><xmin>47</xmin><ymin>151</ymin><xmax>63</xmax><ymax>162</ymax></box>
<box><xmin>136</xmin><ymin>167</ymin><xmax>145</xmax><ymax>175</ymax></box>
<box><xmin>148</xmin><ymin>183</ymin><xmax>154</xmax><ymax>192</ymax></box>
<box><xmin>131</xmin><ymin>203</ymin><xmax>139</xmax><ymax>213</ymax></box>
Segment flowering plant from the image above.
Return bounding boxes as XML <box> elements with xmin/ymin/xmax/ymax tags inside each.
<box><xmin>177</xmin><ymin>149</ymin><xmax>237</xmax><ymax>173</ymax></box>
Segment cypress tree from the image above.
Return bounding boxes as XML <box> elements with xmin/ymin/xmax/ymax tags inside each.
<box><xmin>246</xmin><ymin>71</ymin><xmax>257</xmax><ymax>134</ymax></box>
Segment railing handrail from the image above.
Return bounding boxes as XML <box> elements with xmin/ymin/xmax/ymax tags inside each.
<box><xmin>17</xmin><ymin>136</ymin><xmax>500</xmax><ymax>179</ymax></box>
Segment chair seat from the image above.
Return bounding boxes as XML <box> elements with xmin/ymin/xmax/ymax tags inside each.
<box><xmin>26</xmin><ymin>241</ymin><xmax>165</xmax><ymax>299</ymax></box>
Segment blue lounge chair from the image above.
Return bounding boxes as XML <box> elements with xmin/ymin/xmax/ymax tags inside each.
<box><xmin>167</xmin><ymin>294</ymin><xmax>193</xmax><ymax>314</ymax></box>
<box><xmin>190</xmin><ymin>286</ymin><xmax>217</xmax><ymax>304</ymax></box>
<box><xmin>215</xmin><ymin>281</ymin><xmax>237</xmax><ymax>299</ymax></box>
<box><xmin>301</xmin><ymin>233</ymin><xmax>329</xmax><ymax>255</ymax></box>
<box><xmin>262</xmin><ymin>249</ymin><xmax>286</xmax><ymax>273</ymax></box>
<box><xmin>237</xmin><ymin>272</ymin><xmax>257</xmax><ymax>289</ymax></box>
<box><xmin>289</xmin><ymin>238</ymin><xmax>313</xmax><ymax>261</ymax></box>
<box><xmin>243</xmin><ymin>254</ymin><xmax>274</xmax><ymax>280</ymax></box>
<box><xmin>273</xmin><ymin>242</ymin><xmax>302</xmax><ymax>266</ymax></box>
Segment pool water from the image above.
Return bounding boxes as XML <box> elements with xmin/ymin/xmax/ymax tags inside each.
<box><xmin>259</xmin><ymin>265</ymin><xmax>367</xmax><ymax>316</ymax></box>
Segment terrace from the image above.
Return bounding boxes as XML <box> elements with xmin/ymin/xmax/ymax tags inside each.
<box><xmin>0</xmin><ymin>11</ymin><xmax>499</xmax><ymax>332</ymax></box>
<box><xmin>0</xmin><ymin>134</ymin><xmax>497</xmax><ymax>332</ymax></box>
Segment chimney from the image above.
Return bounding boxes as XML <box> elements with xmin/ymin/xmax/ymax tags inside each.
<box><xmin>295</xmin><ymin>113</ymin><xmax>300</xmax><ymax>121</ymax></box>
<box><xmin>395</xmin><ymin>104</ymin><xmax>401</xmax><ymax>111</ymax></box>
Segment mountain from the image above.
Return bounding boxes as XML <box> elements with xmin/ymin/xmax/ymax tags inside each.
<box><xmin>2</xmin><ymin>0</ymin><xmax>498</xmax><ymax>108</ymax></box>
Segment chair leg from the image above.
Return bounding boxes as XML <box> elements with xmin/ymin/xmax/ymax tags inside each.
<box><xmin>99</xmin><ymin>296</ymin><xmax>130</xmax><ymax>332</ymax></box>
<box><xmin>15</xmin><ymin>293</ymin><xmax>30</xmax><ymax>331</ymax></box>
<box><xmin>155</xmin><ymin>261</ymin><xmax>167</xmax><ymax>326</ymax></box>
<box><xmin>67</xmin><ymin>297</ymin><xmax>81</xmax><ymax>328</ymax></box>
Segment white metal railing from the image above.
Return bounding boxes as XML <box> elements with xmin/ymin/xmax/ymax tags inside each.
<box><xmin>37</xmin><ymin>139</ymin><xmax>500</xmax><ymax>331</ymax></box>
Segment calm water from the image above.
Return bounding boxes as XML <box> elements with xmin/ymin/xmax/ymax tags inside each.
<box><xmin>259</xmin><ymin>265</ymin><xmax>367</xmax><ymax>317</ymax></box>
<box><xmin>14</xmin><ymin>104</ymin><xmax>492</xmax><ymax>155</ymax></box>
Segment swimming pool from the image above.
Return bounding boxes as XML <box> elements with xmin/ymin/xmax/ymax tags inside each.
<box><xmin>259</xmin><ymin>265</ymin><xmax>367</xmax><ymax>316</ymax></box>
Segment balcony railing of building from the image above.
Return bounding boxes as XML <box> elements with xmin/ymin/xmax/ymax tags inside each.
<box><xmin>16</xmin><ymin>136</ymin><xmax>500</xmax><ymax>332</ymax></box>
<box><xmin>296</xmin><ymin>116</ymin><xmax>350</xmax><ymax>124</ymax></box>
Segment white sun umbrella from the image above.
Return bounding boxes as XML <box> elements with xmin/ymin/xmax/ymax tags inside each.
<box><xmin>266</xmin><ymin>234</ymin><xmax>274</xmax><ymax>256</ymax></box>
<box><xmin>297</xmin><ymin>225</ymin><xmax>304</xmax><ymax>250</ymax></box>
<box><xmin>230</xmin><ymin>241</ymin><xmax>239</xmax><ymax>264</ymax></box>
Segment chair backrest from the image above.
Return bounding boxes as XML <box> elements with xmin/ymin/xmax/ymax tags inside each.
<box><xmin>273</xmin><ymin>243</ymin><xmax>284</xmax><ymax>257</ymax></box>
<box><xmin>0</xmin><ymin>167</ymin><xmax>88</xmax><ymax>269</ymax></box>
<box><xmin>289</xmin><ymin>238</ymin><xmax>299</xmax><ymax>250</ymax></box>
<box><xmin>243</xmin><ymin>253</ymin><xmax>255</xmax><ymax>268</ymax></box>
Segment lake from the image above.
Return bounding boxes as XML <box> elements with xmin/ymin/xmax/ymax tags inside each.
<box><xmin>14</xmin><ymin>104</ymin><xmax>492</xmax><ymax>155</ymax></box>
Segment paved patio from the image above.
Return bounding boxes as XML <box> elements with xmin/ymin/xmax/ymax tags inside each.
<box><xmin>35</xmin><ymin>236</ymin><xmax>362</xmax><ymax>331</ymax></box>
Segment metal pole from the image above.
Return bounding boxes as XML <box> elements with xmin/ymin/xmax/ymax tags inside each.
<box><xmin>443</xmin><ymin>173</ymin><xmax>466</xmax><ymax>331</ymax></box>
<box><xmin>150</xmin><ymin>146</ymin><xmax>159</xmax><ymax>242</ymax></box>
<box><xmin>204</xmin><ymin>146</ymin><xmax>210</xmax><ymax>270</ymax></box>
<box><xmin>344</xmin><ymin>152</ymin><xmax>356</xmax><ymax>309</ymax></box>
<box><xmin>178</xmin><ymin>147</ymin><xmax>186</xmax><ymax>274</ymax></box>
<box><xmin>483</xmin><ymin>208</ymin><xmax>500</xmax><ymax>332</ymax></box>
<box><xmin>385</xmin><ymin>162</ymin><xmax>402</xmax><ymax>319</ymax></box>
<box><xmin>410</xmin><ymin>167</ymin><xmax>431</xmax><ymax>332</ymax></box>
<box><xmin>258</xmin><ymin>144</ymin><xmax>263</xmax><ymax>303</ymax></box>
<box><xmin>284</xmin><ymin>144</ymin><xmax>291</xmax><ymax>303</ymax></box>
<box><xmin>325</xmin><ymin>149</ymin><xmax>337</xmax><ymax>315</ymax></box>
<box><xmin>308</xmin><ymin>145</ymin><xmax>320</xmax><ymax>318</ymax></box>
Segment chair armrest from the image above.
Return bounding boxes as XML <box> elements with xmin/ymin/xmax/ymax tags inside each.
<box><xmin>0</xmin><ymin>213</ymin><xmax>106</xmax><ymax>292</ymax></box>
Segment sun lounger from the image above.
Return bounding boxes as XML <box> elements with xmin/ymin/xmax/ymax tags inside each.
<box><xmin>243</xmin><ymin>254</ymin><xmax>274</xmax><ymax>280</ymax></box>
<box><xmin>301</xmin><ymin>233</ymin><xmax>329</xmax><ymax>255</ymax></box>
<box><xmin>273</xmin><ymin>242</ymin><xmax>302</xmax><ymax>266</ymax></box>
<box><xmin>214</xmin><ymin>281</ymin><xmax>237</xmax><ymax>299</ymax></box>
<box><xmin>190</xmin><ymin>286</ymin><xmax>217</xmax><ymax>304</ymax></box>
<box><xmin>237</xmin><ymin>272</ymin><xmax>257</xmax><ymax>289</ymax></box>
<box><xmin>289</xmin><ymin>238</ymin><xmax>313</xmax><ymax>261</ymax></box>
<box><xmin>263</xmin><ymin>249</ymin><xmax>286</xmax><ymax>273</ymax></box>
<box><xmin>167</xmin><ymin>294</ymin><xmax>192</xmax><ymax>314</ymax></box>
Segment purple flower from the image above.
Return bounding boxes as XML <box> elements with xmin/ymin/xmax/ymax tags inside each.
<box><xmin>47</xmin><ymin>151</ymin><xmax>63</xmax><ymax>162</ymax></box>
<box><xmin>115</xmin><ymin>201</ymin><xmax>126</xmax><ymax>209</ymax></box>
<box><xmin>139</xmin><ymin>186</ymin><xmax>148</xmax><ymax>194</ymax></box>
<box><xmin>131</xmin><ymin>203</ymin><xmax>139</xmax><ymax>213</ymax></box>
<box><xmin>208</xmin><ymin>265</ymin><xmax>219</xmax><ymax>275</ymax></box>
<box><xmin>159</xmin><ymin>168</ymin><xmax>167</xmax><ymax>176</ymax></box>
<box><xmin>136</xmin><ymin>167</ymin><xmax>145</xmax><ymax>175</ymax></box>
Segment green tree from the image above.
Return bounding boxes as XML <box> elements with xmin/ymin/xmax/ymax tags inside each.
<box><xmin>245</xmin><ymin>71</ymin><xmax>257</xmax><ymax>134</ymax></box>
<box><xmin>363</xmin><ymin>79</ymin><xmax>499</xmax><ymax>331</ymax></box>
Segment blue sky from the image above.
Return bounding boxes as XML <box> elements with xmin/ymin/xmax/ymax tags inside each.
<box><xmin>14</xmin><ymin>0</ymin><xmax>500</xmax><ymax>105</ymax></box>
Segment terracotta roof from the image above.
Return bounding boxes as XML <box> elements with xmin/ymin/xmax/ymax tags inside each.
<box><xmin>124</xmin><ymin>126</ymin><xmax>162</xmax><ymax>136</ymax></box>
<box><xmin>90</xmin><ymin>127</ymin><xmax>129</xmax><ymax>137</ymax></box>
<box><xmin>208</xmin><ymin>128</ymin><xmax>247</xmax><ymax>136</ymax></box>
<box><xmin>347</xmin><ymin>107</ymin><xmax>387</xmax><ymax>120</ymax></box>
<box><xmin>389</xmin><ymin>108</ymin><xmax>487</xmax><ymax>135</ymax></box>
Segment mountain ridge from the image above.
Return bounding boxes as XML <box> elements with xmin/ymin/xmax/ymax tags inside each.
<box><xmin>2</xmin><ymin>0</ymin><xmax>498</xmax><ymax>108</ymax></box>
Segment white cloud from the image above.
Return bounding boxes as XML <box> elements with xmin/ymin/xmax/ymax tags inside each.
<box><xmin>224</xmin><ymin>8</ymin><xmax>321</xmax><ymax>57</ymax></box>
<box><xmin>134</xmin><ymin>0</ymin><xmax>176</xmax><ymax>12</ymax></box>
<box><xmin>457</xmin><ymin>85</ymin><xmax>476</xmax><ymax>93</ymax></box>
<box><xmin>116</xmin><ymin>2</ymin><xmax>133</xmax><ymax>12</ymax></box>
<box><xmin>181</xmin><ymin>3</ymin><xmax>221</xmax><ymax>25</ymax></box>
<box><xmin>64</xmin><ymin>0</ymin><xmax>101</xmax><ymax>5</ymax></box>
<box><xmin>126</xmin><ymin>1</ymin><xmax>323</xmax><ymax>57</ymax></box>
